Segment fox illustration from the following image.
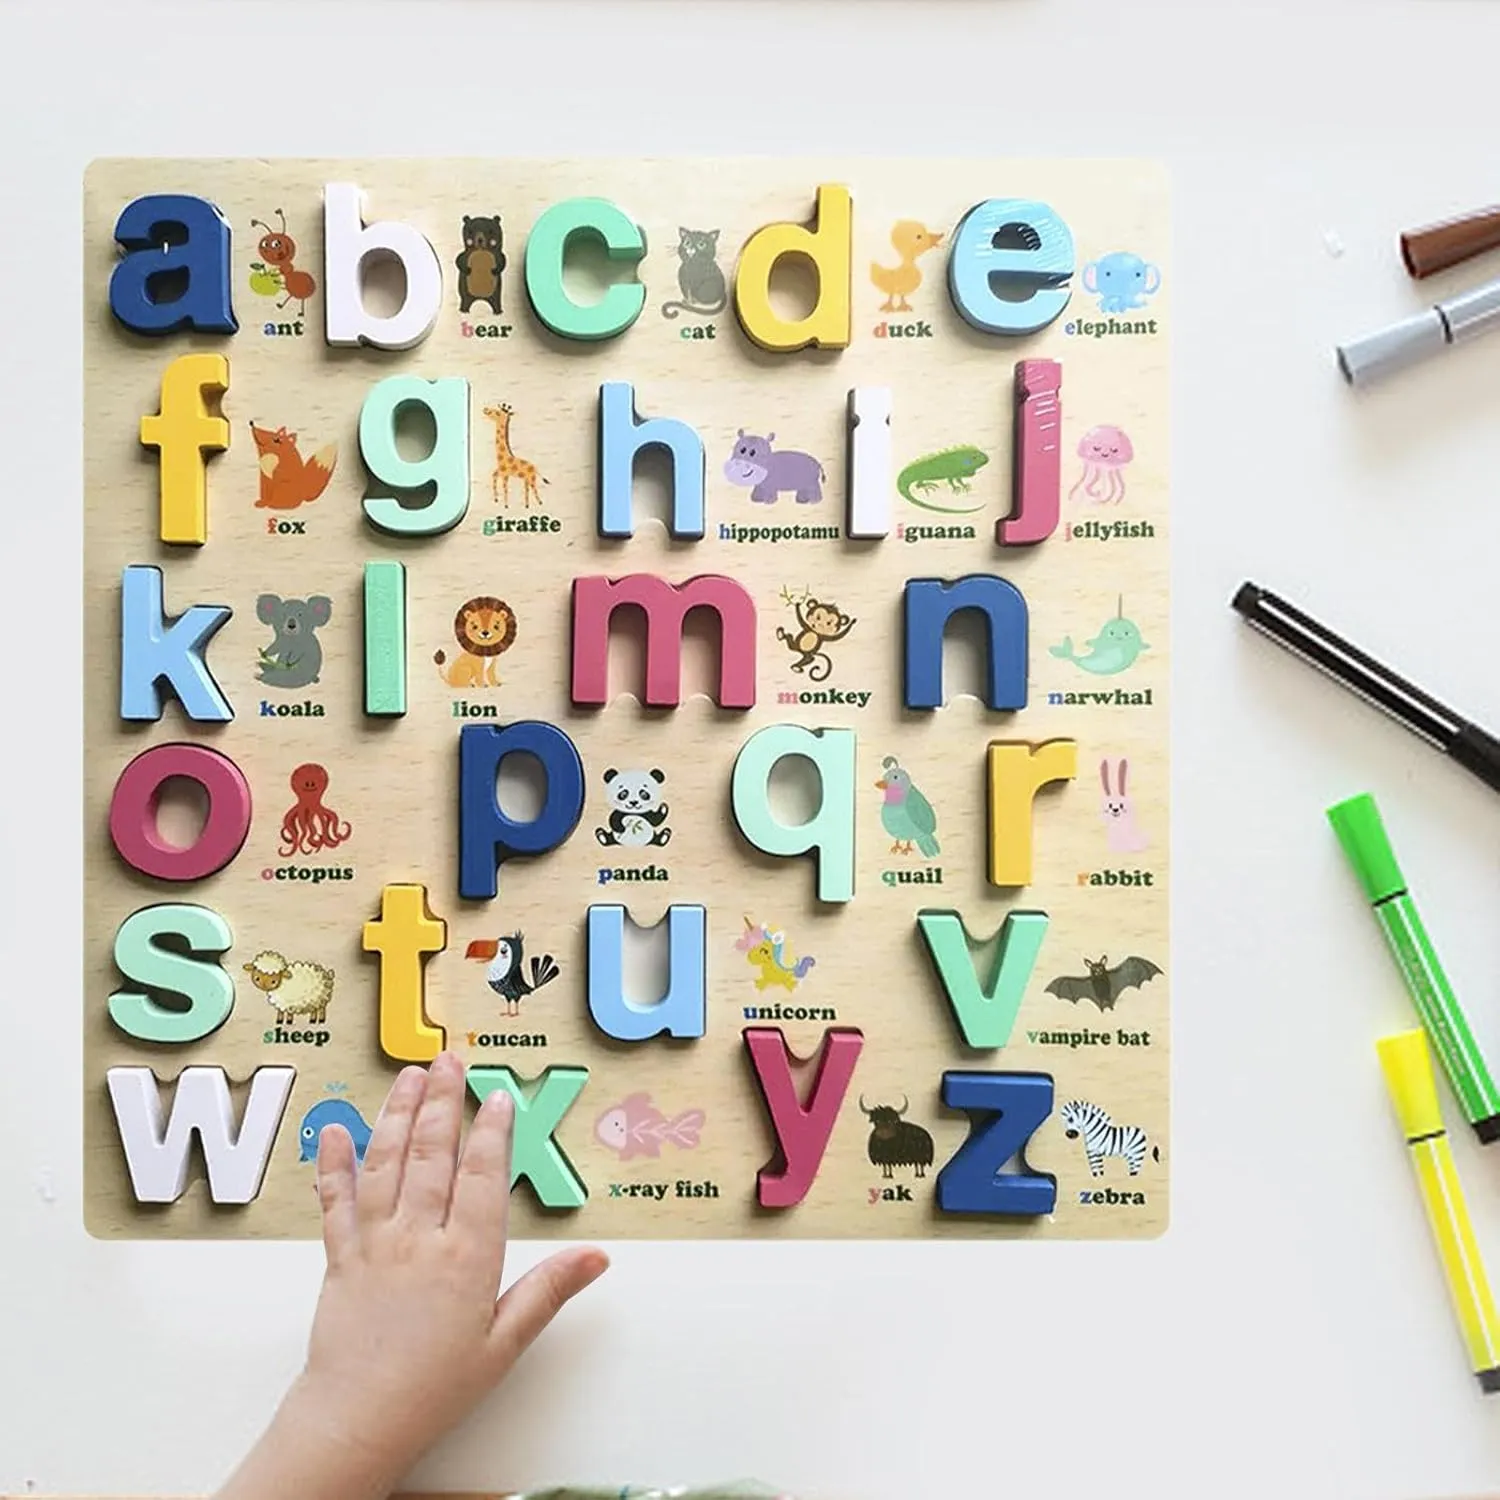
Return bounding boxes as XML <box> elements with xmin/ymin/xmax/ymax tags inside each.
<box><xmin>251</xmin><ymin>422</ymin><xmax>337</xmax><ymax>511</ymax></box>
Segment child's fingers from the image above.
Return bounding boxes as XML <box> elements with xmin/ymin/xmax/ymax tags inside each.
<box><xmin>398</xmin><ymin>1051</ymin><xmax>467</xmax><ymax>1225</ymax></box>
<box><xmin>449</xmin><ymin>1089</ymin><xmax>514</xmax><ymax>1262</ymax></box>
<box><xmin>487</xmin><ymin>1246</ymin><xmax>609</xmax><ymax>1374</ymax></box>
<box><xmin>358</xmin><ymin>1065</ymin><xmax>427</xmax><ymax>1225</ymax></box>
<box><xmin>315</xmin><ymin>1123</ymin><xmax>359</xmax><ymax>1265</ymax></box>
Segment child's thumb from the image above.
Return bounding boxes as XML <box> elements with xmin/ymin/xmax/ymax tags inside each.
<box><xmin>487</xmin><ymin>1246</ymin><xmax>609</xmax><ymax>1374</ymax></box>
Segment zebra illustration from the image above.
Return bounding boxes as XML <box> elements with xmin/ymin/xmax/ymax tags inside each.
<box><xmin>1058</xmin><ymin>1099</ymin><xmax>1159</xmax><ymax>1177</ymax></box>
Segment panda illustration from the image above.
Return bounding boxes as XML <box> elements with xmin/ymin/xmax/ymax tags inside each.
<box><xmin>594</xmin><ymin>767</ymin><xmax>672</xmax><ymax>848</ymax></box>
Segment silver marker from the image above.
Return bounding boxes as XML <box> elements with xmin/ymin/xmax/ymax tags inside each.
<box><xmin>1337</xmin><ymin>274</ymin><xmax>1500</xmax><ymax>386</ymax></box>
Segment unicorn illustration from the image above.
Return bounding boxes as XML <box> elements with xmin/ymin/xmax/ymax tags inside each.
<box><xmin>735</xmin><ymin>916</ymin><xmax>817</xmax><ymax>993</ymax></box>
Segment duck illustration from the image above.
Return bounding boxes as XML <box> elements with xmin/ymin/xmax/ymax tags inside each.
<box><xmin>871</xmin><ymin>221</ymin><xmax>944</xmax><ymax>313</ymax></box>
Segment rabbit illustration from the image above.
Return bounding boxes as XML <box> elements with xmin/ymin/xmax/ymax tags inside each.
<box><xmin>1100</xmin><ymin>758</ymin><xmax>1149</xmax><ymax>854</ymax></box>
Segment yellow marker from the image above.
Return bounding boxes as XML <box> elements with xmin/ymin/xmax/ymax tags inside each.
<box><xmin>362</xmin><ymin>883</ymin><xmax>447</xmax><ymax>1062</ymax></box>
<box><xmin>986</xmin><ymin>739</ymin><xmax>1077</xmax><ymax>887</ymax></box>
<box><xmin>138</xmin><ymin>352</ymin><xmax>230</xmax><ymax>546</ymax></box>
<box><xmin>734</xmin><ymin>183</ymin><xmax>852</xmax><ymax>352</ymax></box>
<box><xmin>1377</xmin><ymin>1027</ymin><xmax>1500</xmax><ymax>1392</ymax></box>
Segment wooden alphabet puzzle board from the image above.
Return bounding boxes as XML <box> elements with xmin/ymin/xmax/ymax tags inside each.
<box><xmin>83</xmin><ymin>158</ymin><xmax>1170</xmax><ymax>1240</ymax></box>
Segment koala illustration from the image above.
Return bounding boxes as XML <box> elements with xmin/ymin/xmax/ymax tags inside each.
<box><xmin>256</xmin><ymin>594</ymin><xmax>331</xmax><ymax>691</ymax></box>
<box><xmin>594</xmin><ymin>768</ymin><xmax>672</xmax><ymax>848</ymax></box>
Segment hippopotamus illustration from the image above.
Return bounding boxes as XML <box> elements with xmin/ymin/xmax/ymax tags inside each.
<box><xmin>1082</xmin><ymin>251</ymin><xmax>1161</xmax><ymax>314</ymax></box>
<box><xmin>723</xmin><ymin>430</ymin><xmax>825</xmax><ymax>504</ymax></box>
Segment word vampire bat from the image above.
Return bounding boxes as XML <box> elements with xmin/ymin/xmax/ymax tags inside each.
<box><xmin>1045</xmin><ymin>954</ymin><xmax>1162</xmax><ymax>1013</ymax></box>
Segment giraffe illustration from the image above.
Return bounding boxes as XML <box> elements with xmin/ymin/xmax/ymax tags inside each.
<box><xmin>483</xmin><ymin>403</ymin><xmax>547</xmax><ymax>509</ymax></box>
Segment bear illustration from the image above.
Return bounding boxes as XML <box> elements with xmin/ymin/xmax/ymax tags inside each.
<box><xmin>456</xmin><ymin>215</ymin><xmax>506</xmax><ymax>315</ymax></box>
<box><xmin>594</xmin><ymin>768</ymin><xmax>672</xmax><ymax>848</ymax></box>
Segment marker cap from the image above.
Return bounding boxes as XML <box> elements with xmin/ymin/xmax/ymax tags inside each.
<box><xmin>1378</xmin><ymin>1028</ymin><xmax>1444</xmax><ymax>1140</ymax></box>
<box><xmin>1400</xmin><ymin>206</ymin><xmax>1500</xmax><ymax>279</ymax></box>
<box><xmin>1327</xmin><ymin>792</ymin><xmax>1407</xmax><ymax>903</ymax></box>
<box><xmin>1336</xmin><ymin>309</ymin><xmax>1449</xmax><ymax>386</ymax></box>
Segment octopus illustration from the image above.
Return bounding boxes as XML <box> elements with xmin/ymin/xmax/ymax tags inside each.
<box><xmin>278</xmin><ymin>763</ymin><xmax>352</xmax><ymax>857</ymax></box>
<box><xmin>1069</xmin><ymin>425</ymin><xmax>1134</xmax><ymax>506</ymax></box>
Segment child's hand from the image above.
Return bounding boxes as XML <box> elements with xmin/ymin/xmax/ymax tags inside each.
<box><xmin>218</xmin><ymin>1053</ymin><xmax>608</xmax><ymax>1500</ymax></box>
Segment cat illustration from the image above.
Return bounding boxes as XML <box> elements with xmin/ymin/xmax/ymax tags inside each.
<box><xmin>660</xmin><ymin>227</ymin><xmax>727</xmax><ymax>319</ymax></box>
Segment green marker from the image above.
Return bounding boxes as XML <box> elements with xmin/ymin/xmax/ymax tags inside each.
<box><xmin>1328</xmin><ymin>792</ymin><xmax>1500</xmax><ymax>1143</ymax></box>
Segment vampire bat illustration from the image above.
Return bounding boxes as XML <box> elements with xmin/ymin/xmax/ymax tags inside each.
<box><xmin>1044</xmin><ymin>955</ymin><xmax>1162</xmax><ymax>1013</ymax></box>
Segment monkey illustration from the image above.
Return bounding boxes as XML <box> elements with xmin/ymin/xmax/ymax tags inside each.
<box><xmin>777</xmin><ymin>596</ymin><xmax>856</xmax><ymax>682</ymax></box>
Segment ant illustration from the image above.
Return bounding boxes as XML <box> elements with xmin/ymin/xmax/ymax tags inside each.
<box><xmin>250</xmin><ymin>208</ymin><xmax>317</xmax><ymax>315</ymax></box>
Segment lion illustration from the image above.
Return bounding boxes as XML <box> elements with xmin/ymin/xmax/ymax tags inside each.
<box><xmin>434</xmin><ymin>597</ymin><xmax>517</xmax><ymax>689</ymax></box>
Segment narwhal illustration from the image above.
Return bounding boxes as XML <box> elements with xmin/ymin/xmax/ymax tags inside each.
<box><xmin>1049</xmin><ymin>595</ymin><xmax>1150</xmax><ymax>676</ymax></box>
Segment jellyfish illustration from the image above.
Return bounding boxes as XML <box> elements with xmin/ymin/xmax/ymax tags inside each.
<box><xmin>1069</xmin><ymin>425</ymin><xmax>1134</xmax><ymax>506</ymax></box>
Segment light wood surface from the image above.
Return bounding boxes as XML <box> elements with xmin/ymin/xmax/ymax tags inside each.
<box><xmin>83</xmin><ymin>158</ymin><xmax>1170</xmax><ymax>1240</ymax></box>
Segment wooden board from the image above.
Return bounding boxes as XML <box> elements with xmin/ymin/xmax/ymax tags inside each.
<box><xmin>83</xmin><ymin>158</ymin><xmax>1170</xmax><ymax>1240</ymax></box>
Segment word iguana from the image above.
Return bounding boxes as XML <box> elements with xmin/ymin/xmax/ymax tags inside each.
<box><xmin>896</xmin><ymin>445</ymin><xmax>989</xmax><ymax>512</ymax></box>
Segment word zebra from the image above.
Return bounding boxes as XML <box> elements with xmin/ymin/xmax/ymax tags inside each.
<box><xmin>1059</xmin><ymin>1100</ymin><xmax>1158</xmax><ymax>1177</ymax></box>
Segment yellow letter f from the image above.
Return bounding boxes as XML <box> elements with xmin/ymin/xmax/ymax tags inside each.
<box><xmin>139</xmin><ymin>353</ymin><xmax>229</xmax><ymax>546</ymax></box>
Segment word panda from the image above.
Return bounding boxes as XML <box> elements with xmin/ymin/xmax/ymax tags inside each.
<box><xmin>594</xmin><ymin>768</ymin><xmax>672</xmax><ymax>848</ymax></box>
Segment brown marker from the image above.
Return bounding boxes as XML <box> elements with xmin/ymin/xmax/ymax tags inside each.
<box><xmin>1400</xmin><ymin>205</ymin><xmax>1500</xmax><ymax>279</ymax></box>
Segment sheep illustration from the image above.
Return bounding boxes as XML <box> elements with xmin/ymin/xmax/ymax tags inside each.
<box><xmin>243</xmin><ymin>949</ymin><xmax>335</xmax><ymax>1025</ymax></box>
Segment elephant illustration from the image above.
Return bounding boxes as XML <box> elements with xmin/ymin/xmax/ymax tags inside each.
<box><xmin>1083</xmin><ymin>251</ymin><xmax>1161</xmax><ymax>314</ymax></box>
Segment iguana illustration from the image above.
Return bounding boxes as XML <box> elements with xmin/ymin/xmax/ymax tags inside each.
<box><xmin>896</xmin><ymin>446</ymin><xmax>990</xmax><ymax>512</ymax></box>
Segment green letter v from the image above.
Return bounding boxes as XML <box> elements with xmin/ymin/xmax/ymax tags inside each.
<box><xmin>917</xmin><ymin>910</ymin><xmax>1048</xmax><ymax>1048</ymax></box>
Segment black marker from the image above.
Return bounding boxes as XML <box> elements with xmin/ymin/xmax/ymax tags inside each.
<box><xmin>1232</xmin><ymin>582</ymin><xmax>1500</xmax><ymax>797</ymax></box>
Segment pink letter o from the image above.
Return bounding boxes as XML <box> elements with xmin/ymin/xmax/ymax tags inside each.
<box><xmin>109</xmin><ymin>743</ymin><xmax>252</xmax><ymax>882</ymax></box>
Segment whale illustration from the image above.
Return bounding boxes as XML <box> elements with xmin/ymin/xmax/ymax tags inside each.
<box><xmin>1049</xmin><ymin>597</ymin><xmax>1150</xmax><ymax>676</ymax></box>
<box><xmin>298</xmin><ymin>1097</ymin><xmax>373</xmax><ymax>1165</ymax></box>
